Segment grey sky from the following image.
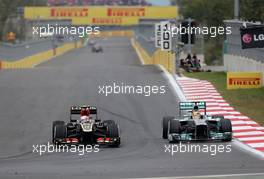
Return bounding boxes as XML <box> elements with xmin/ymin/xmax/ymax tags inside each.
<box><xmin>147</xmin><ymin>0</ymin><xmax>170</xmax><ymax>6</ymax></box>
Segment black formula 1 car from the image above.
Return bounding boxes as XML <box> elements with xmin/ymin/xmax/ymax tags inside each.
<box><xmin>52</xmin><ymin>105</ymin><xmax>120</xmax><ymax>147</ymax></box>
<box><xmin>162</xmin><ymin>102</ymin><xmax>232</xmax><ymax>143</ymax></box>
<box><xmin>91</xmin><ymin>44</ymin><xmax>103</xmax><ymax>53</ymax></box>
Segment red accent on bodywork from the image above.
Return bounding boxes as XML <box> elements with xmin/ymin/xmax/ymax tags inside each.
<box><xmin>65</xmin><ymin>138</ymin><xmax>79</xmax><ymax>143</ymax></box>
<box><xmin>97</xmin><ymin>138</ymin><xmax>104</xmax><ymax>142</ymax></box>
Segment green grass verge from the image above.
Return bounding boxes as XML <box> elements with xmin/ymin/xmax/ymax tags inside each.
<box><xmin>183</xmin><ymin>72</ymin><xmax>264</xmax><ymax>125</ymax></box>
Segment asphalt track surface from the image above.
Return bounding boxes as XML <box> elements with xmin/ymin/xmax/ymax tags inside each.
<box><xmin>0</xmin><ymin>37</ymin><xmax>263</xmax><ymax>179</ymax></box>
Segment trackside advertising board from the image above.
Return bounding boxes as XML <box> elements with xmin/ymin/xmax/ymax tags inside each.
<box><xmin>72</xmin><ymin>17</ymin><xmax>139</xmax><ymax>26</ymax></box>
<box><xmin>240</xmin><ymin>25</ymin><xmax>264</xmax><ymax>49</ymax></box>
<box><xmin>24</xmin><ymin>6</ymin><xmax>178</xmax><ymax>25</ymax></box>
<box><xmin>227</xmin><ymin>72</ymin><xmax>262</xmax><ymax>89</ymax></box>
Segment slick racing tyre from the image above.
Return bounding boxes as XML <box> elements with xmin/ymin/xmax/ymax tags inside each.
<box><xmin>52</xmin><ymin>121</ymin><xmax>65</xmax><ymax>143</ymax></box>
<box><xmin>168</xmin><ymin>119</ymin><xmax>181</xmax><ymax>143</ymax></box>
<box><xmin>168</xmin><ymin>119</ymin><xmax>180</xmax><ymax>134</ymax></box>
<box><xmin>220</xmin><ymin>118</ymin><xmax>232</xmax><ymax>142</ymax></box>
<box><xmin>107</xmin><ymin>121</ymin><xmax>120</xmax><ymax>147</ymax></box>
<box><xmin>53</xmin><ymin>123</ymin><xmax>67</xmax><ymax>144</ymax></box>
<box><xmin>162</xmin><ymin>116</ymin><xmax>174</xmax><ymax>139</ymax></box>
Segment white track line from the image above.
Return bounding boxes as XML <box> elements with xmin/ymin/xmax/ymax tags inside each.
<box><xmin>132</xmin><ymin>172</ymin><xmax>264</xmax><ymax>179</ymax></box>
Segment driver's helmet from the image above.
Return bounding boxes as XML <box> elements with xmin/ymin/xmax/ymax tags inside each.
<box><xmin>80</xmin><ymin>107</ymin><xmax>90</xmax><ymax>117</ymax></box>
<box><xmin>192</xmin><ymin>105</ymin><xmax>201</xmax><ymax>119</ymax></box>
<box><xmin>193</xmin><ymin>105</ymin><xmax>199</xmax><ymax>111</ymax></box>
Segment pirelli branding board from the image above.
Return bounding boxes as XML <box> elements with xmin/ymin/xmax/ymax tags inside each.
<box><xmin>72</xmin><ymin>17</ymin><xmax>139</xmax><ymax>26</ymax></box>
<box><xmin>107</xmin><ymin>7</ymin><xmax>145</xmax><ymax>17</ymax></box>
<box><xmin>92</xmin><ymin>17</ymin><xmax>121</xmax><ymax>24</ymax></box>
<box><xmin>24</xmin><ymin>6</ymin><xmax>178</xmax><ymax>25</ymax></box>
<box><xmin>227</xmin><ymin>72</ymin><xmax>262</xmax><ymax>89</ymax></box>
<box><xmin>50</xmin><ymin>8</ymin><xmax>89</xmax><ymax>17</ymax></box>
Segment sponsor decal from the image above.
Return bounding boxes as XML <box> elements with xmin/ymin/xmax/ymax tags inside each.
<box><xmin>107</xmin><ymin>8</ymin><xmax>145</xmax><ymax>17</ymax></box>
<box><xmin>242</xmin><ymin>34</ymin><xmax>252</xmax><ymax>43</ymax></box>
<box><xmin>51</xmin><ymin>8</ymin><xmax>88</xmax><ymax>17</ymax></box>
<box><xmin>227</xmin><ymin>72</ymin><xmax>262</xmax><ymax>89</ymax></box>
<box><xmin>229</xmin><ymin>78</ymin><xmax>260</xmax><ymax>86</ymax></box>
<box><xmin>254</xmin><ymin>34</ymin><xmax>264</xmax><ymax>41</ymax></box>
<box><xmin>92</xmin><ymin>17</ymin><xmax>122</xmax><ymax>25</ymax></box>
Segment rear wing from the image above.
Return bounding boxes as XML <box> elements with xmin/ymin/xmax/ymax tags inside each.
<box><xmin>179</xmin><ymin>101</ymin><xmax>206</xmax><ymax>115</ymax></box>
<box><xmin>70</xmin><ymin>105</ymin><xmax>97</xmax><ymax>115</ymax></box>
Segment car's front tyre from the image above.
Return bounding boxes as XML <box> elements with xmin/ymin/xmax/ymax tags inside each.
<box><xmin>162</xmin><ymin>116</ymin><xmax>174</xmax><ymax>139</ymax></box>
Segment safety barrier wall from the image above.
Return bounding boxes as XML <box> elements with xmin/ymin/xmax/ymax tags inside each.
<box><xmin>1</xmin><ymin>41</ymin><xmax>84</xmax><ymax>69</ymax></box>
<box><xmin>131</xmin><ymin>39</ymin><xmax>152</xmax><ymax>64</ymax></box>
<box><xmin>152</xmin><ymin>49</ymin><xmax>175</xmax><ymax>74</ymax></box>
<box><xmin>131</xmin><ymin>38</ymin><xmax>175</xmax><ymax>74</ymax></box>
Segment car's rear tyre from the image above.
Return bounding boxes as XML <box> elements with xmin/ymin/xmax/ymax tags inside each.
<box><xmin>52</xmin><ymin>121</ymin><xmax>65</xmax><ymax>143</ymax></box>
<box><xmin>162</xmin><ymin>116</ymin><xmax>174</xmax><ymax>139</ymax></box>
<box><xmin>107</xmin><ymin>121</ymin><xmax>120</xmax><ymax>147</ymax></box>
<box><xmin>53</xmin><ymin>124</ymin><xmax>67</xmax><ymax>144</ymax></box>
<box><xmin>220</xmin><ymin>118</ymin><xmax>232</xmax><ymax>142</ymax></box>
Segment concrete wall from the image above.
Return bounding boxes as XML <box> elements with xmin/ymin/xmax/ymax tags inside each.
<box><xmin>224</xmin><ymin>54</ymin><xmax>264</xmax><ymax>85</ymax></box>
<box><xmin>0</xmin><ymin>40</ymin><xmax>84</xmax><ymax>69</ymax></box>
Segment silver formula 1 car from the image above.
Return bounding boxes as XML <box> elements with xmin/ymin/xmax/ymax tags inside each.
<box><xmin>52</xmin><ymin>105</ymin><xmax>120</xmax><ymax>147</ymax></box>
<box><xmin>162</xmin><ymin>102</ymin><xmax>232</xmax><ymax>143</ymax></box>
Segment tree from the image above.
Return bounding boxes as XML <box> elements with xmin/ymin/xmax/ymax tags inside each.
<box><xmin>240</xmin><ymin>0</ymin><xmax>264</xmax><ymax>22</ymax></box>
<box><xmin>0</xmin><ymin>0</ymin><xmax>46</xmax><ymax>41</ymax></box>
